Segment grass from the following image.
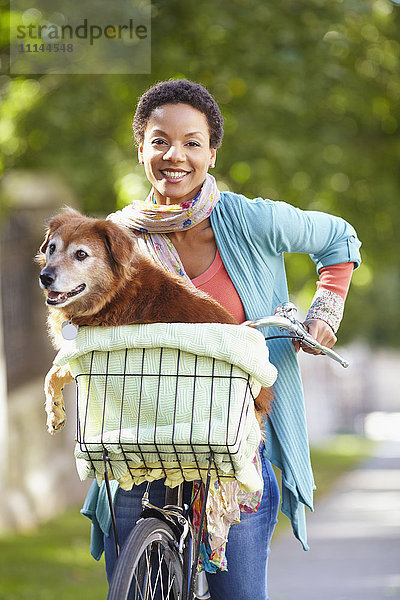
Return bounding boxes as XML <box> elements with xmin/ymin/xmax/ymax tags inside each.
<box><xmin>309</xmin><ymin>434</ymin><xmax>376</xmax><ymax>498</ymax></box>
<box><xmin>0</xmin><ymin>435</ymin><xmax>375</xmax><ymax>599</ymax></box>
<box><xmin>0</xmin><ymin>508</ymin><xmax>107</xmax><ymax>600</ymax></box>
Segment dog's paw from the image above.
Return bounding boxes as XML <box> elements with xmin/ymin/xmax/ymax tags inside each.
<box><xmin>46</xmin><ymin>401</ymin><xmax>66</xmax><ymax>434</ymax></box>
<box><xmin>44</xmin><ymin>364</ymin><xmax>72</xmax><ymax>434</ymax></box>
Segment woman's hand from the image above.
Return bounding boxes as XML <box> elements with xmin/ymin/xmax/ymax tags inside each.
<box><xmin>292</xmin><ymin>318</ymin><xmax>337</xmax><ymax>355</ymax></box>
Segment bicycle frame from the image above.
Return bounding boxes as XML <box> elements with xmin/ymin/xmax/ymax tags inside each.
<box><xmin>139</xmin><ymin>454</ymin><xmax>214</xmax><ymax>599</ymax></box>
<box><xmin>103</xmin><ymin>448</ymin><xmax>214</xmax><ymax>600</ymax></box>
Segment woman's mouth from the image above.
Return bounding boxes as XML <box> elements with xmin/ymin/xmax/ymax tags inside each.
<box><xmin>160</xmin><ymin>170</ymin><xmax>190</xmax><ymax>183</ymax></box>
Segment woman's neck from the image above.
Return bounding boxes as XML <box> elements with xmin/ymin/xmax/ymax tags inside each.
<box><xmin>167</xmin><ymin>218</ymin><xmax>211</xmax><ymax>243</ymax></box>
<box><xmin>151</xmin><ymin>183</ymin><xmax>204</xmax><ymax>206</ymax></box>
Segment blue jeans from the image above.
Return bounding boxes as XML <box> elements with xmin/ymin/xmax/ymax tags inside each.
<box><xmin>104</xmin><ymin>449</ymin><xmax>280</xmax><ymax>600</ymax></box>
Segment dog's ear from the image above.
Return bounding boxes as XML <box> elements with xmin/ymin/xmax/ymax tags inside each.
<box><xmin>39</xmin><ymin>228</ymin><xmax>52</xmax><ymax>255</ymax></box>
<box><xmin>39</xmin><ymin>208</ymin><xmax>83</xmax><ymax>254</ymax></box>
<box><xmin>99</xmin><ymin>221</ymin><xmax>136</xmax><ymax>271</ymax></box>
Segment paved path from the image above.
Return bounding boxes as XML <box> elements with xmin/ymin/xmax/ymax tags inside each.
<box><xmin>268</xmin><ymin>441</ymin><xmax>400</xmax><ymax>600</ymax></box>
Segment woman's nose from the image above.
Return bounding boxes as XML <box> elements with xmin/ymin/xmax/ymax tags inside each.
<box><xmin>162</xmin><ymin>144</ymin><xmax>185</xmax><ymax>162</ymax></box>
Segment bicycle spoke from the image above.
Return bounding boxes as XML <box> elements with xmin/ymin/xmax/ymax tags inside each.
<box><xmin>132</xmin><ymin>546</ymin><xmax>154</xmax><ymax>600</ymax></box>
<box><xmin>158</xmin><ymin>543</ymin><xmax>178</xmax><ymax>599</ymax></box>
<box><xmin>132</xmin><ymin>550</ymin><xmax>147</xmax><ymax>600</ymax></box>
<box><xmin>107</xmin><ymin>518</ymin><xmax>184</xmax><ymax>600</ymax></box>
<box><xmin>129</xmin><ymin>540</ymin><xmax>180</xmax><ymax>600</ymax></box>
<box><xmin>156</xmin><ymin>544</ymin><xmax>164</xmax><ymax>600</ymax></box>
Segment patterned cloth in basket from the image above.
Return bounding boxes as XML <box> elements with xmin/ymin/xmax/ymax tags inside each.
<box><xmin>54</xmin><ymin>323</ymin><xmax>278</xmax><ymax>492</ymax></box>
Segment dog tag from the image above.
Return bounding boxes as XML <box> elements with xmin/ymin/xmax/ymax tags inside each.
<box><xmin>62</xmin><ymin>320</ymin><xmax>79</xmax><ymax>340</ymax></box>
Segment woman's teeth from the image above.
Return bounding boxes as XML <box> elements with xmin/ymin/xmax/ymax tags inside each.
<box><xmin>162</xmin><ymin>171</ymin><xmax>188</xmax><ymax>179</ymax></box>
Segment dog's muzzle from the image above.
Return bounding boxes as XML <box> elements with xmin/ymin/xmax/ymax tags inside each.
<box><xmin>40</xmin><ymin>269</ymin><xmax>55</xmax><ymax>288</ymax></box>
<box><xmin>39</xmin><ymin>268</ymin><xmax>86</xmax><ymax>305</ymax></box>
<box><xmin>45</xmin><ymin>284</ymin><xmax>86</xmax><ymax>306</ymax></box>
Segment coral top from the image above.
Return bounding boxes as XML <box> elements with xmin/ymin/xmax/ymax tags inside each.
<box><xmin>192</xmin><ymin>249</ymin><xmax>353</xmax><ymax>323</ymax></box>
<box><xmin>317</xmin><ymin>262</ymin><xmax>354</xmax><ymax>299</ymax></box>
<box><xmin>191</xmin><ymin>249</ymin><xmax>246</xmax><ymax>323</ymax></box>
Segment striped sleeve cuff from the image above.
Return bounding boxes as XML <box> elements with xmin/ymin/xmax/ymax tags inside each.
<box><xmin>306</xmin><ymin>289</ymin><xmax>344</xmax><ymax>333</ymax></box>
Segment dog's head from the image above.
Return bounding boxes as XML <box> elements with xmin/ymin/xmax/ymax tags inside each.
<box><xmin>37</xmin><ymin>208</ymin><xmax>136</xmax><ymax>316</ymax></box>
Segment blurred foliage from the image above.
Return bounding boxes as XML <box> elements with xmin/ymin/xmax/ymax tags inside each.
<box><xmin>0</xmin><ymin>0</ymin><xmax>399</xmax><ymax>345</ymax></box>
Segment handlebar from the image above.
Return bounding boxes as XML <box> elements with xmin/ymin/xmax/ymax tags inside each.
<box><xmin>242</xmin><ymin>302</ymin><xmax>349</xmax><ymax>368</ymax></box>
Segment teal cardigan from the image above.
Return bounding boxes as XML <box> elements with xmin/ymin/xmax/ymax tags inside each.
<box><xmin>82</xmin><ymin>192</ymin><xmax>362</xmax><ymax>558</ymax></box>
<box><xmin>211</xmin><ymin>192</ymin><xmax>361</xmax><ymax>548</ymax></box>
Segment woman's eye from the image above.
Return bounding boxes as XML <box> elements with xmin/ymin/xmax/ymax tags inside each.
<box><xmin>152</xmin><ymin>138</ymin><xmax>166</xmax><ymax>145</ymax></box>
<box><xmin>186</xmin><ymin>141</ymin><xmax>200</xmax><ymax>147</ymax></box>
<box><xmin>75</xmin><ymin>250</ymin><xmax>88</xmax><ymax>261</ymax></box>
<box><xmin>49</xmin><ymin>244</ymin><xmax>55</xmax><ymax>255</ymax></box>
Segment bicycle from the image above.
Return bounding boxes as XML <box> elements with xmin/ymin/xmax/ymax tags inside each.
<box><xmin>73</xmin><ymin>302</ymin><xmax>348</xmax><ymax>600</ymax></box>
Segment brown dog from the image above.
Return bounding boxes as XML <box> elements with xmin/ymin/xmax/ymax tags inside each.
<box><xmin>37</xmin><ymin>209</ymin><xmax>273</xmax><ymax>433</ymax></box>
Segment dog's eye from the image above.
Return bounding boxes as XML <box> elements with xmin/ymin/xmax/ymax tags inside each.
<box><xmin>75</xmin><ymin>250</ymin><xmax>88</xmax><ymax>261</ymax></box>
<box><xmin>49</xmin><ymin>244</ymin><xmax>56</xmax><ymax>255</ymax></box>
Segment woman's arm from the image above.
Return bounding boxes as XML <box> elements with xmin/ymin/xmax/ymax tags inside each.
<box><xmin>214</xmin><ymin>193</ymin><xmax>361</xmax><ymax>350</ymax></box>
<box><xmin>238</xmin><ymin>196</ymin><xmax>362</xmax><ymax>270</ymax></box>
<box><xmin>294</xmin><ymin>262</ymin><xmax>354</xmax><ymax>354</ymax></box>
<box><xmin>236</xmin><ymin>195</ymin><xmax>361</xmax><ymax>352</ymax></box>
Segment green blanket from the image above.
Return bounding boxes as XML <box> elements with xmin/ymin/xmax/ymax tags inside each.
<box><xmin>55</xmin><ymin>323</ymin><xmax>277</xmax><ymax>492</ymax></box>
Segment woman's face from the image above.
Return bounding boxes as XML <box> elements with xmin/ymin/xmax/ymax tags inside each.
<box><xmin>139</xmin><ymin>103</ymin><xmax>217</xmax><ymax>205</ymax></box>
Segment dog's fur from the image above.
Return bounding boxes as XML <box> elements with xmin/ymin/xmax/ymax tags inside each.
<box><xmin>37</xmin><ymin>209</ymin><xmax>273</xmax><ymax>433</ymax></box>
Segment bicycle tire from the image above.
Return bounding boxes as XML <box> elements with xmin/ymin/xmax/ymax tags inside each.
<box><xmin>107</xmin><ymin>517</ymin><xmax>185</xmax><ymax>600</ymax></box>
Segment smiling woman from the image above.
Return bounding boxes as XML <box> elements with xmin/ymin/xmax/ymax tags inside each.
<box><xmin>83</xmin><ymin>78</ymin><xmax>362</xmax><ymax>600</ymax></box>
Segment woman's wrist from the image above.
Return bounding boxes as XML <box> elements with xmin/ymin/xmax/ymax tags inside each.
<box><xmin>306</xmin><ymin>289</ymin><xmax>344</xmax><ymax>333</ymax></box>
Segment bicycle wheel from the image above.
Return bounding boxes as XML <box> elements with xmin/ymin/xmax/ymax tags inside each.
<box><xmin>107</xmin><ymin>517</ymin><xmax>185</xmax><ymax>600</ymax></box>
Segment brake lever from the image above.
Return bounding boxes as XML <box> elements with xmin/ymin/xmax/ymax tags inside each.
<box><xmin>246</xmin><ymin>303</ymin><xmax>350</xmax><ymax>368</ymax></box>
<box><xmin>283</xmin><ymin>317</ymin><xmax>349</xmax><ymax>368</ymax></box>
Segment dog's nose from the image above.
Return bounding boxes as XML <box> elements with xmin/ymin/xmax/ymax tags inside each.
<box><xmin>40</xmin><ymin>270</ymin><xmax>55</xmax><ymax>288</ymax></box>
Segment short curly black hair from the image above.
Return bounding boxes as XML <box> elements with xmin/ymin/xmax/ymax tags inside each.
<box><xmin>133</xmin><ymin>79</ymin><xmax>224</xmax><ymax>149</ymax></box>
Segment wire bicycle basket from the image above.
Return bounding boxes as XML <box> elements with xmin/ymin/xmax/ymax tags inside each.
<box><xmin>52</xmin><ymin>322</ymin><xmax>277</xmax><ymax>491</ymax></box>
<box><xmin>74</xmin><ymin>345</ymin><xmax>264</xmax><ymax>489</ymax></box>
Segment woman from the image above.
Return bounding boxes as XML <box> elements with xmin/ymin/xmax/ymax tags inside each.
<box><xmin>82</xmin><ymin>79</ymin><xmax>361</xmax><ymax>600</ymax></box>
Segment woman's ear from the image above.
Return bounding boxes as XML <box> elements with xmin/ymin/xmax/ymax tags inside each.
<box><xmin>209</xmin><ymin>148</ymin><xmax>217</xmax><ymax>169</ymax></box>
<box><xmin>138</xmin><ymin>145</ymin><xmax>144</xmax><ymax>165</ymax></box>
